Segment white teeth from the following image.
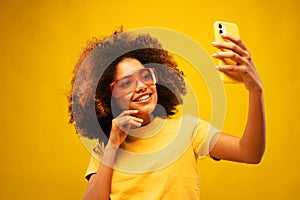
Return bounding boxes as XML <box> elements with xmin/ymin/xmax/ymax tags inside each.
<box><xmin>136</xmin><ymin>94</ymin><xmax>150</xmax><ymax>102</ymax></box>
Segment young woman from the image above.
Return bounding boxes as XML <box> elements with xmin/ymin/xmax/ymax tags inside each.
<box><xmin>68</xmin><ymin>29</ymin><xmax>265</xmax><ymax>200</ymax></box>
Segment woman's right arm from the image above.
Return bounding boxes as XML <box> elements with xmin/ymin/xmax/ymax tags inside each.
<box><xmin>83</xmin><ymin>147</ymin><xmax>117</xmax><ymax>200</ymax></box>
<box><xmin>82</xmin><ymin>110</ymin><xmax>143</xmax><ymax>200</ymax></box>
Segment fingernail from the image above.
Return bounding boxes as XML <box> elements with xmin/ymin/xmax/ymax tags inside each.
<box><xmin>212</xmin><ymin>42</ymin><xmax>218</xmax><ymax>46</ymax></box>
<box><xmin>214</xmin><ymin>66</ymin><xmax>220</xmax><ymax>70</ymax></box>
<box><xmin>133</xmin><ymin>110</ymin><xmax>139</xmax><ymax>113</ymax></box>
<box><xmin>212</xmin><ymin>53</ymin><xmax>217</xmax><ymax>57</ymax></box>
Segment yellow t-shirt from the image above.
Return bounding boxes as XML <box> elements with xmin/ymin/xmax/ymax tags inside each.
<box><xmin>85</xmin><ymin>115</ymin><xmax>220</xmax><ymax>200</ymax></box>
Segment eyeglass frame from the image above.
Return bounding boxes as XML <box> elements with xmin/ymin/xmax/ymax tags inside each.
<box><xmin>109</xmin><ymin>66</ymin><xmax>158</xmax><ymax>97</ymax></box>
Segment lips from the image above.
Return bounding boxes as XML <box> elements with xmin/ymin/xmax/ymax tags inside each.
<box><xmin>133</xmin><ymin>93</ymin><xmax>152</xmax><ymax>102</ymax></box>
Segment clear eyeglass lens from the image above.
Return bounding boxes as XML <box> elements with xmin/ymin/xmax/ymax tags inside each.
<box><xmin>113</xmin><ymin>68</ymin><xmax>156</xmax><ymax>96</ymax></box>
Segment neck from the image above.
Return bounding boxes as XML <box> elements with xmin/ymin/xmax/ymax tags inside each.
<box><xmin>140</xmin><ymin>113</ymin><xmax>154</xmax><ymax>126</ymax></box>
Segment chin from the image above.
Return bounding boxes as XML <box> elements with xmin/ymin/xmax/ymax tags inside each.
<box><xmin>130</xmin><ymin>103</ymin><xmax>156</xmax><ymax>115</ymax></box>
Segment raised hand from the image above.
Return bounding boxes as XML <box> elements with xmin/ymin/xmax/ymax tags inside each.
<box><xmin>109</xmin><ymin>110</ymin><xmax>143</xmax><ymax>147</ymax></box>
<box><xmin>212</xmin><ymin>34</ymin><xmax>263</xmax><ymax>93</ymax></box>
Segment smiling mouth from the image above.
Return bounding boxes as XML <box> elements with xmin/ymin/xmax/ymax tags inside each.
<box><xmin>133</xmin><ymin>93</ymin><xmax>152</xmax><ymax>102</ymax></box>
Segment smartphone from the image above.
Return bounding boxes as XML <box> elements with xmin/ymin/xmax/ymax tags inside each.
<box><xmin>213</xmin><ymin>21</ymin><xmax>243</xmax><ymax>83</ymax></box>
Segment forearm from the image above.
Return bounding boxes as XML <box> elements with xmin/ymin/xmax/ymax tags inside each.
<box><xmin>240</xmin><ymin>90</ymin><xmax>266</xmax><ymax>163</ymax></box>
<box><xmin>83</xmin><ymin>142</ymin><xmax>118</xmax><ymax>200</ymax></box>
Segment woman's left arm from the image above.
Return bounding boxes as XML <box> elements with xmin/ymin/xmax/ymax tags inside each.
<box><xmin>209</xmin><ymin>34</ymin><xmax>266</xmax><ymax>164</ymax></box>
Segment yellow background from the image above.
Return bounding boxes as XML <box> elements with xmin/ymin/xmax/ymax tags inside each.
<box><xmin>1</xmin><ymin>0</ymin><xmax>299</xmax><ymax>199</ymax></box>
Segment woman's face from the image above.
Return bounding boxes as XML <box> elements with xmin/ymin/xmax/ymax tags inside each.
<box><xmin>112</xmin><ymin>58</ymin><xmax>158</xmax><ymax>121</ymax></box>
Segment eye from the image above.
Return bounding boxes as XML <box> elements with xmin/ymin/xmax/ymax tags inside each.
<box><xmin>118</xmin><ymin>80</ymin><xmax>133</xmax><ymax>89</ymax></box>
<box><xmin>142</xmin><ymin>73</ymin><xmax>152</xmax><ymax>81</ymax></box>
<box><xmin>140</xmin><ymin>69</ymin><xmax>153</xmax><ymax>81</ymax></box>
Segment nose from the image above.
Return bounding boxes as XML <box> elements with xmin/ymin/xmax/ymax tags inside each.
<box><xmin>135</xmin><ymin>80</ymin><xmax>147</xmax><ymax>92</ymax></box>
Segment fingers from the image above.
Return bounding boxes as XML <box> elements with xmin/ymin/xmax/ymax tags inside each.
<box><xmin>212</xmin><ymin>51</ymin><xmax>247</xmax><ymax>65</ymax></box>
<box><xmin>110</xmin><ymin>110</ymin><xmax>144</xmax><ymax>147</ymax></box>
<box><xmin>215</xmin><ymin>65</ymin><xmax>248</xmax><ymax>74</ymax></box>
<box><xmin>116</xmin><ymin>115</ymin><xmax>143</xmax><ymax>127</ymax></box>
<box><xmin>212</xmin><ymin>34</ymin><xmax>251</xmax><ymax>59</ymax></box>
<box><xmin>212</xmin><ymin>34</ymin><xmax>252</xmax><ymax>67</ymax></box>
<box><xmin>212</xmin><ymin>41</ymin><xmax>248</xmax><ymax>58</ymax></box>
<box><xmin>113</xmin><ymin>110</ymin><xmax>144</xmax><ymax>132</ymax></box>
<box><xmin>212</xmin><ymin>34</ymin><xmax>263</xmax><ymax>92</ymax></box>
<box><xmin>118</xmin><ymin>109</ymin><xmax>139</xmax><ymax>117</ymax></box>
<box><xmin>219</xmin><ymin>34</ymin><xmax>248</xmax><ymax>51</ymax></box>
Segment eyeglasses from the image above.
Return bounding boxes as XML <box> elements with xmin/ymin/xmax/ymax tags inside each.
<box><xmin>110</xmin><ymin>67</ymin><xmax>158</xmax><ymax>97</ymax></box>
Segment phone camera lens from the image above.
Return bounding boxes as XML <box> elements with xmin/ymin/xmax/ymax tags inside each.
<box><xmin>218</xmin><ymin>24</ymin><xmax>222</xmax><ymax>28</ymax></box>
<box><xmin>219</xmin><ymin>30</ymin><xmax>223</xmax><ymax>34</ymax></box>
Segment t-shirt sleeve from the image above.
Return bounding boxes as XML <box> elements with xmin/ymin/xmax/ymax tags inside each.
<box><xmin>192</xmin><ymin>120</ymin><xmax>221</xmax><ymax>159</ymax></box>
<box><xmin>85</xmin><ymin>141</ymin><xmax>105</xmax><ymax>180</ymax></box>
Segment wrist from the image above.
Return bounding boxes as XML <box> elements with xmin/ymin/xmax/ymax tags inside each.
<box><xmin>105</xmin><ymin>140</ymin><xmax>119</xmax><ymax>150</ymax></box>
<box><xmin>248</xmin><ymin>87</ymin><xmax>263</xmax><ymax>97</ymax></box>
<box><xmin>101</xmin><ymin>140</ymin><xmax>118</xmax><ymax>168</ymax></box>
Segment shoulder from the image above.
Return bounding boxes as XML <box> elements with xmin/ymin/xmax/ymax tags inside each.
<box><xmin>165</xmin><ymin>115</ymin><xmax>210</xmax><ymax>137</ymax></box>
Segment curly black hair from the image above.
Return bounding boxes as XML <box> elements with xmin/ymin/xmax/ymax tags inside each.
<box><xmin>68</xmin><ymin>28</ymin><xmax>187</xmax><ymax>141</ymax></box>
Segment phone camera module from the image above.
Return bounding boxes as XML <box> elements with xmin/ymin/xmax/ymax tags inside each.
<box><xmin>217</xmin><ymin>23</ymin><xmax>226</xmax><ymax>35</ymax></box>
<box><xmin>218</xmin><ymin>23</ymin><xmax>223</xmax><ymax>34</ymax></box>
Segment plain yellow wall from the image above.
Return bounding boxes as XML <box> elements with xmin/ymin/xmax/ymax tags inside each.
<box><xmin>1</xmin><ymin>0</ymin><xmax>299</xmax><ymax>199</ymax></box>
